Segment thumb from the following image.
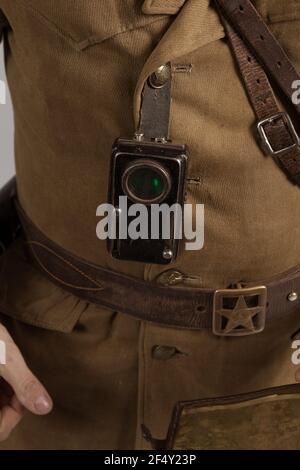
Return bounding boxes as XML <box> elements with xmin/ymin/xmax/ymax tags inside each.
<box><xmin>0</xmin><ymin>325</ymin><xmax>53</xmax><ymax>415</ymax></box>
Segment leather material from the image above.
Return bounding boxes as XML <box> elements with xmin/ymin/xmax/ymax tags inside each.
<box><xmin>215</xmin><ymin>0</ymin><xmax>300</xmax><ymax>115</ymax></box>
<box><xmin>162</xmin><ymin>383</ymin><xmax>300</xmax><ymax>450</ymax></box>
<box><xmin>215</xmin><ymin>1</ymin><xmax>300</xmax><ymax>186</ymax></box>
<box><xmin>138</xmin><ymin>64</ymin><xmax>172</xmax><ymax>139</ymax></box>
<box><xmin>16</xmin><ymin>201</ymin><xmax>300</xmax><ymax>331</ymax></box>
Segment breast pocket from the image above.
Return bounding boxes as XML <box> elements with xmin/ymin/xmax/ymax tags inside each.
<box><xmin>19</xmin><ymin>0</ymin><xmax>168</xmax><ymax>51</ymax></box>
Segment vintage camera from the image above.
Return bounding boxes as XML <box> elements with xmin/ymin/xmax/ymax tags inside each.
<box><xmin>108</xmin><ymin>137</ymin><xmax>189</xmax><ymax>264</ymax></box>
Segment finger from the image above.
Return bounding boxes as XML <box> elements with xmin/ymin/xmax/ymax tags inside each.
<box><xmin>0</xmin><ymin>403</ymin><xmax>24</xmax><ymax>441</ymax></box>
<box><xmin>295</xmin><ymin>368</ymin><xmax>300</xmax><ymax>382</ymax></box>
<box><xmin>0</xmin><ymin>378</ymin><xmax>14</xmax><ymax>407</ymax></box>
<box><xmin>0</xmin><ymin>325</ymin><xmax>53</xmax><ymax>415</ymax></box>
<box><xmin>10</xmin><ymin>394</ymin><xmax>25</xmax><ymax>415</ymax></box>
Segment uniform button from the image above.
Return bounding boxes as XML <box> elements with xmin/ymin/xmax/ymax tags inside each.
<box><xmin>152</xmin><ymin>345</ymin><xmax>178</xmax><ymax>360</ymax></box>
<box><xmin>156</xmin><ymin>270</ymin><xmax>184</xmax><ymax>286</ymax></box>
<box><xmin>288</xmin><ymin>292</ymin><xmax>298</xmax><ymax>302</ymax></box>
<box><xmin>148</xmin><ymin>64</ymin><xmax>171</xmax><ymax>89</ymax></box>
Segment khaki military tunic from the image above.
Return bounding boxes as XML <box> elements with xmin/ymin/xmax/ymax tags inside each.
<box><xmin>0</xmin><ymin>0</ymin><xmax>299</xmax><ymax>450</ymax></box>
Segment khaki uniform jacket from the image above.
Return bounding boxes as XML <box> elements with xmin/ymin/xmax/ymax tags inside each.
<box><xmin>0</xmin><ymin>0</ymin><xmax>299</xmax><ymax>449</ymax></box>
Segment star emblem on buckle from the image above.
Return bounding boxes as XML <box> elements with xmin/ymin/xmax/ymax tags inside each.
<box><xmin>213</xmin><ymin>286</ymin><xmax>267</xmax><ymax>337</ymax></box>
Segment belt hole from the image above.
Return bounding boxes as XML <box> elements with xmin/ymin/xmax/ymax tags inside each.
<box><xmin>239</xmin><ymin>5</ymin><xmax>244</xmax><ymax>12</ymax></box>
<box><xmin>196</xmin><ymin>305</ymin><xmax>206</xmax><ymax>313</ymax></box>
<box><xmin>260</xmin><ymin>35</ymin><xmax>265</xmax><ymax>41</ymax></box>
<box><xmin>277</xmin><ymin>61</ymin><xmax>282</xmax><ymax>68</ymax></box>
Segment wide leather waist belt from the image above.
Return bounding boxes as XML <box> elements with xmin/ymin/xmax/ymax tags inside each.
<box><xmin>16</xmin><ymin>202</ymin><xmax>300</xmax><ymax>335</ymax></box>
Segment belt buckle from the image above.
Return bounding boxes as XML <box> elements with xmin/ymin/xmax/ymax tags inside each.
<box><xmin>213</xmin><ymin>286</ymin><xmax>267</xmax><ymax>337</ymax></box>
<box><xmin>257</xmin><ymin>112</ymin><xmax>299</xmax><ymax>156</ymax></box>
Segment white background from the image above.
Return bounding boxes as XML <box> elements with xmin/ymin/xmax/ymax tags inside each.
<box><xmin>0</xmin><ymin>42</ymin><xmax>15</xmax><ymax>187</ymax></box>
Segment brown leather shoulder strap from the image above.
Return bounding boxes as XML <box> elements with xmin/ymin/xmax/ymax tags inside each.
<box><xmin>215</xmin><ymin>1</ymin><xmax>300</xmax><ymax>185</ymax></box>
<box><xmin>215</xmin><ymin>0</ymin><xmax>300</xmax><ymax>115</ymax></box>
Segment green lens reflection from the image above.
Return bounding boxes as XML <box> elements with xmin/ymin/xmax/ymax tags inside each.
<box><xmin>125</xmin><ymin>164</ymin><xmax>170</xmax><ymax>203</ymax></box>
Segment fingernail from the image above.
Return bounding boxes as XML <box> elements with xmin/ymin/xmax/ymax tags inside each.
<box><xmin>35</xmin><ymin>396</ymin><xmax>51</xmax><ymax>414</ymax></box>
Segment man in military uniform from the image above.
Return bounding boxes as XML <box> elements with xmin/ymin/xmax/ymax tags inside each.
<box><xmin>0</xmin><ymin>0</ymin><xmax>299</xmax><ymax>450</ymax></box>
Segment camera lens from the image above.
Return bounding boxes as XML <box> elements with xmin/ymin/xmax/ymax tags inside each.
<box><xmin>122</xmin><ymin>160</ymin><xmax>171</xmax><ymax>204</ymax></box>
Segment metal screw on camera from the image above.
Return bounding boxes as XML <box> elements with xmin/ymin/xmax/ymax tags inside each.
<box><xmin>134</xmin><ymin>132</ymin><xmax>144</xmax><ymax>142</ymax></box>
<box><xmin>163</xmin><ymin>248</ymin><xmax>173</xmax><ymax>260</ymax></box>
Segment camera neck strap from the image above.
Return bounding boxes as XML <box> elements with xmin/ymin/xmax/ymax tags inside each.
<box><xmin>215</xmin><ymin>0</ymin><xmax>300</xmax><ymax>186</ymax></box>
<box><xmin>138</xmin><ymin>63</ymin><xmax>172</xmax><ymax>140</ymax></box>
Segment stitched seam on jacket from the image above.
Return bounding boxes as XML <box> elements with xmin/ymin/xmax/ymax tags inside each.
<box><xmin>80</xmin><ymin>17</ymin><xmax>169</xmax><ymax>50</ymax></box>
<box><xmin>19</xmin><ymin>0</ymin><xmax>79</xmax><ymax>43</ymax></box>
<box><xmin>19</xmin><ymin>0</ymin><xmax>168</xmax><ymax>51</ymax></box>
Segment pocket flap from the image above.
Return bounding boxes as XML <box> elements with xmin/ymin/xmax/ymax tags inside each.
<box><xmin>0</xmin><ymin>239</ymin><xmax>87</xmax><ymax>333</ymax></box>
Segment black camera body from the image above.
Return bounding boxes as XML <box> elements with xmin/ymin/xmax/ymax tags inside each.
<box><xmin>108</xmin><ymin>138</ymin><xmax>189</xmax><ymax>264</ymax></box>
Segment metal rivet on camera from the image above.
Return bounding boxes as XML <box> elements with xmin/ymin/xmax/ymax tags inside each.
<box><xmin>148</xmin><ymin>64</ymin><xmax>171</xmax><ymax>89</ymax></box>
<box><xmin>288</xmin><ymin>292</ymin><xmax>298</xmax><ymax>302</ymax></box>
<box><xmin>154</xmin><ymin>137</ymin><xmax>168</xmax><ymax>144</ymax></box>
<box><xmin>163</xmin><ymin>248</ymin><xmax>173</xmax><ymax>260</ymax></box>
<box><xmin>134</xmin><ymin>132</ymin><xmax>144</xmax><ymax>142</ymax></box>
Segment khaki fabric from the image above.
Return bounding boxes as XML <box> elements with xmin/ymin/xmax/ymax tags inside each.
<box><xmin>0</xmin><ymin>0</ymin><xmax>299</xmax><ymax>450</ymax></box>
